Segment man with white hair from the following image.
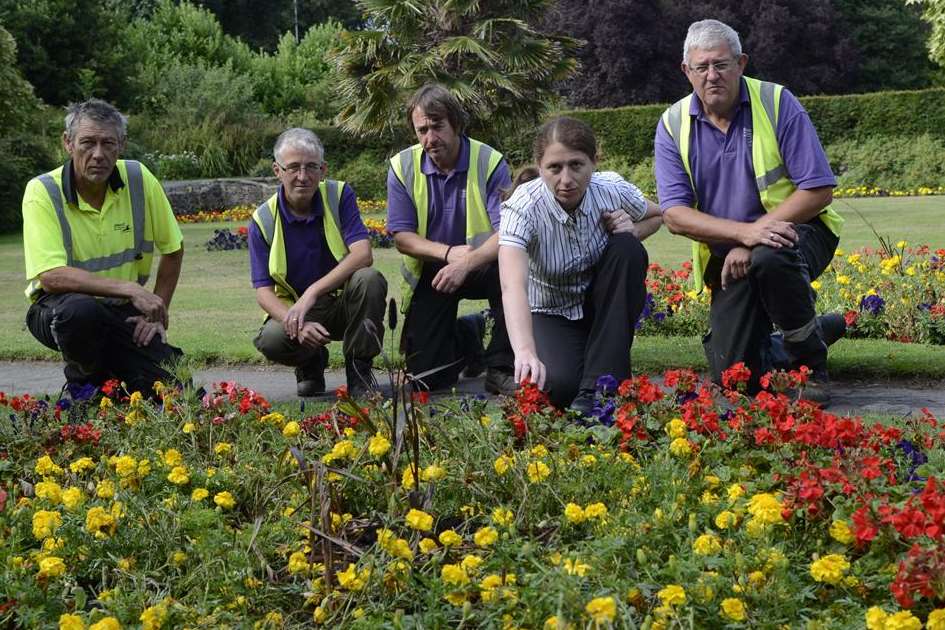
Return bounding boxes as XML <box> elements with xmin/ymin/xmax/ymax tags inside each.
<box><xmin>22</xmin><ymin>98</ymin><xmax>185</xmax><ymax>398</ymax></box>
<box><xmin>655</xmin><ymin>19</ymin><xmax>844</xmax><ymax>402</ymax></box>
<box><xmin>249</xmin><ymin>128</ymin><xmax>387</xmax><ymax>397</ymax></box>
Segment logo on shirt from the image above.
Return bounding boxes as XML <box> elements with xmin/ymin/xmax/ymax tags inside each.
<box><xmin>113</xmin><ymin>222</ymin><xmax>130</xmax><ymax>233</ymax></box>
<box><xmin>743</xmin><ymin>127</ymin><xmax>753</xmax><ymax>149</ymax></box>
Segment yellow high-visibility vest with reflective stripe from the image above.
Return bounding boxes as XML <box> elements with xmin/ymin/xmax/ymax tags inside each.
<box><xmin>252</xmin><ymin>180</ymin><xmax>348</xmax><ymax>304</ymax></box>
<box><xmin>389</xmin><ymin>139</ymin><xmax>502</xmax><ymax>313</ymax></box>
<box><xmin>661</xmin><ymin>76</ymin><xmax>844</xmax><ymax>292</ymax></box>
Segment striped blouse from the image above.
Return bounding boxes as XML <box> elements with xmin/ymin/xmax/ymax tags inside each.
<box><xmin>499</xmin><ymin>171</ymin><xmax>647</xmax><ymax>320</ymax></box>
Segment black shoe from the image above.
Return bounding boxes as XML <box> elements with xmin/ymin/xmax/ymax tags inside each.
<box><xmin>484</xmin><ymin>368</ymin><xmax>516</xmax><ymax>396</ymax></box>
<box><xmin>568</xmin><ymin>389</ymin><xmax>596</xmax><ymax>418</ymax></box>
<box><xmin>295</xmin><ymin>347</ymin><xmax>328</xmax><ymax>397</ymax></box>
<box><xmin>818</xmin><ymin>313</ymin><xmax>847</xmax><ymax>347</ymax></box>
<box><xmin>458</xmin><ymin>312</ymin><xmax>487</xmax><ymax>378</ymax></box>
<box><xmin>345</xmin><ymin>358</ymin><xmax>377</xmax><ymax>398</ymax></box>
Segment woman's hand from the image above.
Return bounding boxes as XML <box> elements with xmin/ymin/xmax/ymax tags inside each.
<box><xmin>514</xmin><ymin>349</ymin><xmax>546</xmax><ymax>390</ymax></box>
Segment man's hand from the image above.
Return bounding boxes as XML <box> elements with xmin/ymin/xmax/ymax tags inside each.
<box><xmin>284</xmin><ymin>296</ymin><xmax>315</xmax><ymax>340</ymax></box>
<box><xmin>739</xmin><ymin>216</ymin><xmax>797</xmax><ymax>249</ymax></box>
<box><xmin>601</xmin><ymin>211</ymin><xmax>640</xmax><ymax>237</ymax></box>
<box><xmin>129</xmin><ymin>288</ymin><xmax>168</xmax><ymax>328</ymax></box>
<box><xmin>125</xmin><ymin>315</ymin><xmax>167</xmax><ymax>347</ymax></box>
<box><xmin>298</xmin><ymin>322</ymin><xmax>330</xmax><ymax>349</ymax></box>
<box><xmin>514</xmin><ymin>349</ymin><xmax>546</xmax><ymax>390</ymax></box>
<box><xmin>721</xmin><ymin>246</ymin><xmax>752</xmax><ymax>290</ymax></box>
<box><xmin>431</xmin><ymin>248</ymin><xmax>472</xmax><ymax>293</ymax></box>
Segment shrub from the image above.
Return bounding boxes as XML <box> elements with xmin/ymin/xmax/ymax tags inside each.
<box><xmin>332</xmin><ymin>153</ymin><xmax>390</xmax><ymax>202</ymax></box>
<box><xmin>826</xmin><ymin>134</ymin><xmax>945</xmax><ymax>191</ymax></box>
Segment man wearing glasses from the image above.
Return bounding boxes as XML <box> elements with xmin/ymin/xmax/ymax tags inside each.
<box><xmin>655</xmin><ymin>19</ymin><xmax>844</xmax><ymax>403</ymax></box>
<box><xmin>249</xmin><ymin>128</ymin><xmax>387</xmax><ymax>397</ymax></box>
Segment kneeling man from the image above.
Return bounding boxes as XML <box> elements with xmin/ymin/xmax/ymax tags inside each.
<box><xmin>249</xmin><ymin>128</ymin><xmax>387</xmax><ymax>397</ymax></box>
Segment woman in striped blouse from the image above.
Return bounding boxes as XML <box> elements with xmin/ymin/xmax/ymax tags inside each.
<box><xmin>498</xmin><ymin>117</ymin><xmax>661</xmax><ymax>414</ymax></box>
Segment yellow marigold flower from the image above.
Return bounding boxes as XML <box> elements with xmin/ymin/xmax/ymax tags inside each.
<box><xmin>747</xmin><ymin>493</ymin><xmax>783</xmax><ymax>524</ymax></box>
<box><xmin>810</xmin><ymin>280</ymin><xmax>822</xmax><ymax>291</ymax></box>
<box><xmin>701</xmin><ymin>490</ymin><xmax>719</xmax><ymax>505</ymax></box>
<box><xmin>665</xmin><ymin>418</ymin><xmax>687</xmax><ymax>438</ymax></box>
<box><xmin>288</xmin><ymin>551</ymin><xmax>310</xmax><ymax>575</ymax></box>
<box><xmin>565</xmin><ymin>502</ymin><xmax>586</xmax><ymax>524</ymax></box>
<box><xmin>829</xmin><ymin>520</ymin><xmax>855</xmax><ymax>544</ymax></box>
<box><xmin>544</xmin><ymin>616</ymin><xmax>570</xmax><ymax>630</ymax></box>
<box><xmin>492</xmin><ymin>507</ymin><xmax>514</xmax><ymax>527</ymax></box>
<box><xmin>70</xmin><ymin>457</ymin><xmax>96</xmax><ymax>474</ymax></box>
<box><xmin>321</xmin><ymin>439</ymin><xmax>356</xmax><ymax>464</ymax></box>
<box><xmin>866</xmin><ymin>607</ymin><xmax>888</xmax><ymax>630</ymax></box>
<box><xmin>405</xmin><ymin>508</ymin><xmax>434</xmax><ymax>531</ymax></box>
<box><xmin>748</xmin><ymin>570</ymin><xmax>766</xmax><ymax>587</ymax></box>
<box><xmin>62</xmin><ymin>487</ymin><xmax>84</xmax><ymax>511</ymax></box>
<box><xmin>88</xmin><ymin>617</ymin><xmax>120</xmax><ymax>630</ymax></box>
<box><xmin>443</xmin><ymin>591</ymin><xmax>467</xmax><ymax>606</ymax></box>
<box><xmin>494</xmin><ymin>454</ymin><xmax>514</xmax><ymax>476</ymax></box>
<box><xmin>36</xmin><ymin>480</ymin><xmax>63</xmax><ymax>504</ymax></box>
<box><xmin>720</xmin><ymin>597</ymin><xmax>747</xmax><ymax>622</ymax></box>
<box><xmin>140</xmin><ymin>600</ymin><xmax>169</xmax><ymax>630</ymax></box>
<box><xmin>585</xmin><ymin>596</ymin><xmax>617</xmax><ymax>624</ymax></box>
<box><xmin>214</xmin><ymin>442</ymin><xmax>232</xmax><ymax>456</ymax></box>
<box><xmin>110</xmin><ymin>455</ymin><xmax>137</xmax><ymax>478</ymax></box>
<box><xmin>161</xmin><ymin>449</ymin><xmax>182</xmax><ymax>467</ymax></box>
<box><xmin>336</xmin><ymin>563</ymin><xmax>370</xmax><ymax>591</ymax></box>
<box><xmin>714</xmin><ymin>510</ymin><xmax>737</xmax><ymax>529</ymax></box>
<box><xmin>480</xmin><ymin>414</ymin><xmax>493</xmax><ymax>427</ymax></box>
<box><xmin>658</xmin><ymin>584</ymin><xmax>686</xmax><ymax>607</ymax></box>
<box><xmin>421</xmin><ymin>463</ymin><xmax>447</xmax><ymax>481</ymax></box>
<box><xmin>584</xmin><ymin>502</ymin><xmax>608</xmax><ymax>520</ymax></box>
<box><xmin>167</xmin><ymin>466</ymin><xmax>190</xmax><ymax>486</ymax></box>
<box><xmin>182</xmin><ymin>422</ymin><xmax>195</xmax><ymax>434</ymax></box>
<box><xmin>474</xmin><ymin>526</ymin><xmax>498</xmax><ymax>547</ymax></box>
<box><xmin>401</xmin><ymin>466</ymin><xmax>416</xmax><ymax>489</ymax></box>
<box><xmin>563</xmin><ymin>558</ymin><xmax>591</xmax><ymax>576</ymax></box>
<box><xmin>461</xmin><ymin>554</ymin><xmax>483</xmax><ymax>573</ymax></box>
<box><xmin>526</xmin><ymin>460</ymin><xmax>551</xmax><ymax>483</ymax></box>
<box><xmin>279</xmin><ymin>421</ymin><xmax>300</xmax><ymax>438</ymax></box>
<box><xmin>368</xmin><ymin>433</ymin><xmax>390</xmax><ymax>457</ymax></box>
<box><xmin>137</xmin><ymin>459</ymin><xmax>151</xmax><ymax>477</ymax></box>
<box><xmin>882</xmin><ymin>611</ymin><xmax>922</xmax><ymax>630</ymax></box>
<box><xmin>693</xmin><ymin>533</ymin><xmax>722</xmax><ymax>556</ymax></box>
<box><xmin>59</xmin><ymin>613</ymin><xmax>86</xmax><ymax>630</ymax></box>
<box><xmin>171</xmin><ymin>551</ymin><xmax>187</xmax><ymax>565</ymax></box>
<box><xmin>214</xmin><ymin>491</ymin><xmax>236</xmax><ymax>510</ymax></box>
<box><xmin>926</xmin><ymin>609</ymin><xmax>945</xmax><ymax>630</ymax></box>
<box><xmin>580</xmin><ymin>454</ymin><xmax>597</xmax><ymax>467</ymax></box>
<box><xmin>32</xmin><ymin>509</ymin><xmax>63</xmax><ymax>540</ymax></box>
<box><xmin>727</xmin><ymin>483</ymin><xmax>745</xmax><ymax>502</ymax></box>
<box><xmin>96</xmin><ymin>479</ymin><xmax>115</xmax><ymax>499</ymax></box>
<box><xmin>42</xmin><ymin>536</ymin><xmax>65</xmax><ymax>552</ymax></box>
<box><xmin>260</xmin><ymin>412</ymin><xmax>285</xmax><ymax>427</ymax></box>
<box><xmin>86</xmin><ymin>506</ymin><xmax>116</xmax><ymax>538</ymax></box>
<box><xmin>438</xmin><ymin>529</ymin><xmax>462</xmax><ymax>547</ymax></box>
<box><xmin>191</xmin><ymin>488</ymin><xmax>209</xmax><ymax>501</ymax></box>
<box><xmin>441</xmin><ymin>563</ymin><xmax>470</xmax><ymax>586</ymax></box>
<box><xmin>35</xmin><ymin>454</ymin><xmax>63</xmax><ymax>477</ymax></box>
<box><xmin>419</xmin><ymin>538</ymin><xmax>438</xmax><ymax>554</ymax></box>
<box><xmin>530</xmin><ymin>444</ymin><xmax>549</xmax><ymax>458</ymax></box>
<box><xmin>38</xmin><ymin>556</ymin><xmax>66</xmax><ymax>578</ymax></box>
<box><xmin>809</xmin><ymin>554</ymin><xmax>850</xmax><ymax>585</ymax></box>
<box><xmin>669</xmin><ymin>437</ymin><xmax>692</xmax><ymax>457</ymax></box>
<box><xmin>389</xmin><ymin>538</ymin><xmax>414</xmax><ymax>561</ymax></box>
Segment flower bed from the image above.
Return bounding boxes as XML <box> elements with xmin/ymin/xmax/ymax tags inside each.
<box><xmin>1</xmin><ymin>368</ymin><xmax>944</xmax><ymax>628</ymax></box>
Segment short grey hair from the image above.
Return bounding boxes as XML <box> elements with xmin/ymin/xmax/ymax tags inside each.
<box><xmin>683</xmin><ymin>19</ymin><xmax>742</xmax><ymax>65</ymax></box>
<box><xmin>273</xmin><ymin>128</ymin><xmax>324</xmax><ymax>163</ymax></box>
<box><xmin>64</xmin><ymin>99</ymin><xmax>128</xmax><ymax>141</ymax></box>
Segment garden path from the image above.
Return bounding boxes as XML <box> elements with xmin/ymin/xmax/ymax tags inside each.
<box><xmin>1</xmin><ymin>361</ymin><xmax>943</xmax><ymax>417</ymax></box>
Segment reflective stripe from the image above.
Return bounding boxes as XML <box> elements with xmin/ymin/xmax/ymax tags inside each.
<box><xmin>72</xmin><ymin>243</ymin><xmax>154</xmax><ymax>273</ymax></box>
<box><xmin>476</xmin><ymin>144</ymin><xmax>492</xmax><ymax>194</ymax></box>
<box><xmin>782</xmin><ymin>316</ymin><xmax>818</xmax><ymax>343</ymax></box>
<box><xmin>37</xmin><ymin>174</ymin><xmax>75</xmax><ymax>266</ymax></box>
<box><xmin>126</xmin><ymin>160</ymin><xmax>146</xmax><ymax>256</ymax></box>
<box><xmin>756</xmin><ymin>164</ymin><xmax>786</xmax><ymax>191</ymax></box>
<box><xmin>399</xmin><ymin>150</ymin><xmax>414</xmax><ymax>199</ymax></box>
<box><xmin>400</xmin><ymin>260</ymin><xmax>418</xmax><ymax>289</ymax></box>
<box><xmin>759</xmin><ymin>81</ymin><xmax>777</xmax><ymax>128</ymax></box>
<box><xmin>324</xmin><ymin>179</ymin><xmax>341</xmax><ymax>226</ymax></box>
<box><xmin>255</xmin><ymin>200</ymin><xmax>275</xmax><ymax>245</ymax></box>
<box><xmin>665</xmin><ymin>100</ymin><xmax>683</xmax><ymax>141</ymax></box>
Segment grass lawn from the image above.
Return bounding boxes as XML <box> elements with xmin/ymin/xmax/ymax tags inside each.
<box><xmin>2</xmin><ymin>195</ymin><xmax>945</xmax><ymax>378</ymax></box>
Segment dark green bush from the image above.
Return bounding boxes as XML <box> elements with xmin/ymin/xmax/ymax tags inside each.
<box><xmin>826</xmin><ymin>133</ymin><xmax>945</xmax><ymax>191</ymax></box>
<box><xmin>332</xmin><ymin>153</ymin><xmax>390</xmax><ymax>201</ymax></box>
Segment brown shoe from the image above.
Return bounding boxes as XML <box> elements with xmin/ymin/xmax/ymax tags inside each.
<box><xmin>484</xmin><ymin>368</ymin><xmax>516</xmax><ymax>396</ymax></box>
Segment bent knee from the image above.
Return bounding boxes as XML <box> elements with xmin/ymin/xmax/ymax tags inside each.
<box><xmin>605</xmin><ymin>233</ymin><xmax>649</xmax><ymax>266</ymax></box>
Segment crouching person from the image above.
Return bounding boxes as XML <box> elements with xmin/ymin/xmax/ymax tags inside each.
<box><xmin>249</xmin><ymin>128</ymin><xmax>387</xmax><ymax>397</ymax></box>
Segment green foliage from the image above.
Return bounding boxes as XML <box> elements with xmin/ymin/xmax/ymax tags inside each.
<box><xmin>827</xmin><ymin>134</ymin><xmax>945</xmax><ymax>191</ymax></box>
<box><xmin>907</xmin><ymin>0</ymin><xmax>945</xmax><ymax>66</ymax></box>
<box><xmin>331</xmin><ymin>0</ymin><xmax>580</xmax><ymax>140</ymax></box>
<box><xmin>332</xmin><ymin>153</ymin><xmax>390</xmax><ymax>201</ymax></box>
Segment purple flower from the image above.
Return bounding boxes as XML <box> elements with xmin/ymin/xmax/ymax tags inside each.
<box><xmin>859</xmin><ymin>294</ymin><xmax>885</xmax><ymax>316</ymax></box>
<box><xmin>595</xmin><ymin>374</ymin><xmax>618</xmax><ymax>395</ymax></box>
<box><xmin>591</xmin><ymin>399</ymin><xmax>616</xmax><ymax>426</ymax></box>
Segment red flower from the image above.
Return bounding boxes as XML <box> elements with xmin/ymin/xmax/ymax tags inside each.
<box><xmin>843</xmin><ymin>309</ymin><xmax>859</xmax><ymax>328</ymax></box>
<box><xmin>721</xmin><ymin>362</ymin><xmax>751</xmax><ymax>390</ymax></box>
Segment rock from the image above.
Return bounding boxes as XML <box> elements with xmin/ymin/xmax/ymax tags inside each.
<box><xmin>162</xmin><ymin>178</ymin><xmax>279</xmax><ymax>215</ymax></box>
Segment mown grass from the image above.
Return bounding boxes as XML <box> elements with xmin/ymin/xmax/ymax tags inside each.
<box><xmin>2</xmin><ymin>195</ymin><xmax>944</xmax><ymax>378</ymax></box>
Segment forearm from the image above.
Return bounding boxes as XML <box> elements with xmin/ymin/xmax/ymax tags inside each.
<box><xmin>498</xmin><ymin>247</ymin><xmax>536</xmax><ymax>355</ymax></box>
<box><xmin>152</xmin><ymin>248</ymin><xmax>183</xmax><ymax>309</ymax></box>
<box><xmin>763</xmin><ymin>187</ymin><xmax>832</xmax><ymax>225</ymax></box>
<box><xmin>393</xmin><ymin>231</ymin><xmax>450</xmax><ymax>263</ymax></box>
<box><xmin>256</xmin><ymin>287</ymin><xmax>290</xmax><ymax>322</ymax></box>
<box><xmin>662</xmin><ymin>205</ymin><xmax>751</xmax><ymax>246</ymax></box>
<box><xmin>464</xmin><ymin>232</ymin><xmax>499</xmax><ymax>269</ymax></box>
<box><xmin>634</xmin><ymin>202</ymin><xmax>663</xmax><ymax>241</ymax></box>
<box><xmin>302</xmin><ymin>242</ymin><xmax>372</xmax><ymax>301</ymax></box>
<box><xmin>39</xmin><ymin>266</ymin><xmax>147</xmax><ymax>299</ymax></box>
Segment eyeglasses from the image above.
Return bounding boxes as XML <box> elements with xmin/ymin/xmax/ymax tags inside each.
<box><xmin>688</xmin><ymin>59</ymin><xmax>738</xmax><ymax>76</ymax></box>
<box><xmin>276</xmin><ymin>161</ymin><xmax>323</xmax><ymax>175</ymax></box>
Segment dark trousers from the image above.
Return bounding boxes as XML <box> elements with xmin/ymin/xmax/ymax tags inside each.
<box><xmin>703</xmin><ymin>219</ymin><xmax>839</xmax><ymax>391</ymax></box>
<box><xmin>533</xmin><ymin>233</ymin><xmax>649</xmax><ymax>408</ymax></box>
<box><xmin>26</xmin><ymin>292</ymin><xmax>183</xmax><ymax>396</ymax></box>
<box><xmin>403</xmin><ymin>261</ymin><xmax>513</xmax><ymax>390</ymax></box>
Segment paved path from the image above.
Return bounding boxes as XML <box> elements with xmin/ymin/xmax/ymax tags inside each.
<box><xmin>1</xmin><ymin>361</ymin><xmax>943</xmax><ymax>416</ymax></box>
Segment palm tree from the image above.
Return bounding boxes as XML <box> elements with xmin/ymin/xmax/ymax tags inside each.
<box><xmin>331</xmin><ymin>0</ymin><xmax>580</xmax><ymax>142</ymax></box>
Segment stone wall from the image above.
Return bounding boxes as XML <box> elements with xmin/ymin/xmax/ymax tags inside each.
<box><xmin>163</xmin><ymin>177</ymin><xmax>279</xmax><ymax>215</ymax></box>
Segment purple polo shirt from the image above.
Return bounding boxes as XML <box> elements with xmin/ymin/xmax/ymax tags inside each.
<box><xmin>386</xmin><ymin>136</ymin><xmax>512</xmax><ymax>246</ymax></box>
<box><xmin>248</xmin><ymin>183</ymin><xmax>369</xmax><ymax>296</ymax></box>
<box><xmin>654</xmin><ymin>79</ymin><xmax>836</xmax><ymax>255</ymax></box>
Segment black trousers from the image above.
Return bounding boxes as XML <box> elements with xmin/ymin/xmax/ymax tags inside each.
<box><xmin>26</xmin><ymin>292</ymin><xmax>183</xmax><ymax>396</ymax></box>
<box><xmin>703</xmin><ymin>218</ymin><xmax>839</xmax><ymax>392</ymax></box>
<box><xmin>533</xmin><ymin>233</ymin><xmax>649</xmax><ymax>408</ymax></box>
<box><xmin>403</xmin><ymin>261</ymin><xmax>513</xmax><ymax>390</ymax></box>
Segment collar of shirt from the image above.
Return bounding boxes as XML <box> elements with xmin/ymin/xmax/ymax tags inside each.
<box><xmin>539</xmin><ymin>179</ymin><xmax>595</xmax><ymax>224</ymax></box>
<box><xmin>689</xmin><ymin>77</ymin><xmax>750</xmax><ymax>122</ymax></box>
<box><xmin>420</xmin><ymin>136</ymin><xmax>470</xmax><ymax>177</ymax></box>
<box><xmin>61</xmin><ymin>159</ymin><xmax>125</xmax><ymax>207</ymax></box>
<box><xmin>277</xmin><ymin>184</ymin><xmax>324</xmax><ymax>224</ymax></box>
